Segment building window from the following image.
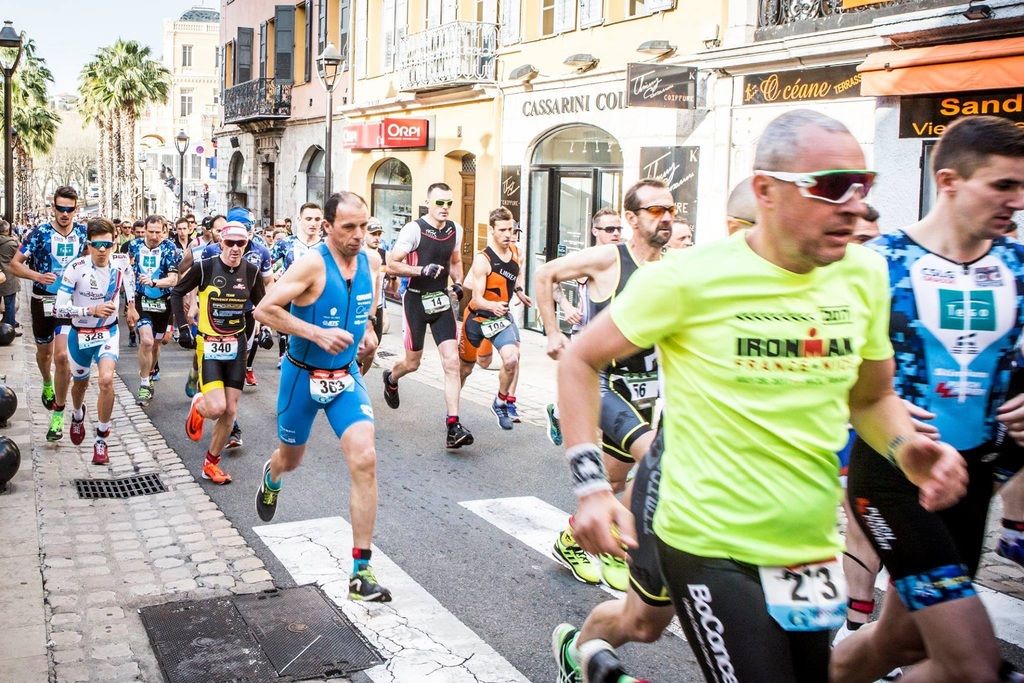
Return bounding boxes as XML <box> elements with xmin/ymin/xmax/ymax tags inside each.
<box><xmin>427</xmin><ymin>0</ymin><xmax>457</xmax><ymax>27</ymax></box>
<box><xmin>259</xmin><ymin>22</ymin><xmax>268</xmax><ymax>79</ymax></box>
<box><xmin>236</xmin><ymin>27</ymin><xmax>253</xmax><ymax>83</ymax></box>
<box><xmin>339</xmin><ymin>0</ymin><xmax>351</xmax><ymax>67</ymax></box>
<box><xmin>305</xmin><ymin>147</ymin><xmax>325</xmax><ymax>205</ymax></box>
<box><xmin>627</xmin><ymin>0</ymin><xmax>673</xmax><ymax>18</ymax></box>
<box><xmin>476</xmin><ymin>0</ymin><xmax>498</xmax><ymax>22</ymax></box>
<box><xmin>318</xmin><ymin>0</ymin><xmax>328</xmax><ymax>56</ymax></box>
<box><xmin>214</xmin><ymin>45</ymin><xmax>220</xmax><ymax>68</ymax></box>
<box><xmin>356</xmin><ymin>0</ymin><xmax>367</xmax><ymax>78</ymax></box>
<box><xmin>499</xmin><ymin>0</ymin><xmax>520</xmax><ymax>44</ymax></box>
<box><xmin>579</xmin><ymin>0</ymin><xmax>602</xmax><ymax>27</ymax></box>
<box><xmin>275</xmin><ymin>5</ymin><xmax>295</xmax><ymax>83</ymax></box>
<box><xmin>305</xmin><ymin>0</ymin><xmax>313</xmax><ymax>82</ymax></box>
<box><xmin>191</xmin><ymin>155</ymin><xmax>202</xmax><ymax>180</ymax></box>
<box><xmin>182</xmin><ymin>44</ymin><xmax>193</xmax><ymax>67</ymax></box>
<box><xmin>180</xmin><ymin>89</ymin><xmax>193</xmax><ymax>117</ymax></box>
<box><xmin>543</xmin><ymin>0</ymin><xmax>574</xmax><ymax>35</ymax></box>
<box><xmin>382</xmin><ymin>0</ymin><xmax>408</xmax><ymax>72</ymax></box>
<box><xmin>372</xmin><ymin>158</ymin><xmax>413</xmax><ymax>245</ymax></box>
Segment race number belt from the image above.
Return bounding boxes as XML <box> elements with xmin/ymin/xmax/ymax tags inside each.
<box><xmin>141</xmin><ymin>296</ymin><xmax>167</xmax><ymax>313</ymax></box>
<box><xmin>76</xmin><ymin>325</ymin><xmax>112</xmax><ymax>350</ymax></box>
<box><xmin>421</xmin><ymin>290</ymin><xmax>451</xmax><ymax>315</ymax></box>
<box><xmin>610</xmin><ymin>371</ymin><xmax>660</xmax><ymax>406</ymax></box>
<box><xmin>758</xmin><ymin>557</ymin><xmax>846</xmax><ymax>632</ymax></box>
<box><xmin>480</xmin><ymin>316</ymin><xmax>511</xmax><ymax>339</ymax></box>
<box><xmin>40</xmin><ymin>295</ymin><xmax>56</xmax><ymax>317</ymax></box>
<box><xmin>309</xmin><ymin>368</ymin><xmax>355</xmax><ymax>404</ymax></box>
<box><xmin>203</xmin><ymin>334</ymin><xmax>239</xmax><ymax>361</ymax></box>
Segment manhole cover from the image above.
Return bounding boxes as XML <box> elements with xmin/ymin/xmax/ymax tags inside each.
<box><xmin>75</xmin><ymin>473</ymin><xmax>166</xmax><ymax>499</ymax></box>
<box><xmin>140</xmin><ymin>586</ymin><xmax>382</xmax><ymax>683</ymax></box>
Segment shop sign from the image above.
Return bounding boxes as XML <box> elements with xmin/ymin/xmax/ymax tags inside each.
<box><xmin>382</xmin><ymin>118</ymin><xmax>429</xmax><ymax>148</ymax></box>
<box><xmin>521</xmin><ymin>90</ymin><xmax>626</xmax><ymax>117</ymax></box>
<box><xmin>639</xmin><ymin>146</ymin><xmax>700</xmax><ymax>228</ymax></box>
<box><xmin>899</xmin><ymin>88</ymin><xmax>1024</xmax><ymax>138</ymax></box>
<box><xmin>500</xmin><ymin>166</ymin><xmax>522</xmax><ymax>223</ymax></box>
<box><xmin>626</xmin><ymin>64</ymin><xmax>697</xmax><ymax>109</ymax></box>
<box><xmin>742</xmin><ymin>65</ymin><xmax>862</xmax><ymax>105</ymax></box>
<box><xmin>343</xmin><ymin>122</ymin><xmax>382</xmax><ymax>149</ymax></box>
<box><xmin>842</xmin><ymin>0</ymin><xmax>887</xmax><ymax>7</ymax></box>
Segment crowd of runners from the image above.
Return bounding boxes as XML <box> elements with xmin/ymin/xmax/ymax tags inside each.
<box><xmin>12</xmin><ymin>110</ymin><xmax>1024</xmax><ymax>682</ymax></box>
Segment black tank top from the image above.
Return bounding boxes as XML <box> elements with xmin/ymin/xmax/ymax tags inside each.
<box><xmin>588</xmin><ymin>244</ymin><xmax>656</xmax><ymax>374</ymax></box>
<box><xmin>409</xmin><ymin>218</ymin><xmax>457</xmax><ymax>291</ymax></box>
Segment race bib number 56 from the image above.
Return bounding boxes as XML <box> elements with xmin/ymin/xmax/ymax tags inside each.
<box><xmin>759</xmin><ymin>557</ymin><xmax>846</xmax><ymax>632</ymax></box>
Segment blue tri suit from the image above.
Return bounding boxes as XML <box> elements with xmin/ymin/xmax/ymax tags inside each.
<box><xmin>277</xmin><ymin>245</ymin><xmax>375</xmax><ymax>445</ymax></box>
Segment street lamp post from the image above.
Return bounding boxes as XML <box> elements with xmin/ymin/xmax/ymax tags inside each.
<box><xmin>174</xmin><ymin>130</ymin><xmax>189</xmax><ymax>219</ymax></box>
<box><xmin>0</xmin><ymin>21</ymin><xmax>24</xmax><ymax>225</ymax></box>
<box><xmin>137</xmin><ymin>152</ymin><xmax>147</xmax><ymax>216</ymax></box>
<box><xmin>316</xmin><ymin>44</ymin><xmax>343</xmax><ymax>199</ymax></box>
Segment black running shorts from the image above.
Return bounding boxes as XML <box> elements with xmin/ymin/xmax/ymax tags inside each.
<box><xmin>31</xmin><ymin>295</ymin><xmax>70</xmax><ymax>345</ymax></box>
<box><xmin>599</xmin><ymin>373</ymin><xmax>654</xmax><ymax>463</ymax></box>
<box><xmin>628</xmin><ymin>431</ymin><xmax>671</xmax><ymax>607</ymax></box>
<box><xmin>402</xmin><ymin>288</ymin><xmax>457</xmax><ymax>352</ymax></box>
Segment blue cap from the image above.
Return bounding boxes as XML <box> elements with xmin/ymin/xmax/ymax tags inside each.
<box><xmin>226</xmin><ymin>206</ymin><xmax>255</xmax><ymax>230</ymax></box>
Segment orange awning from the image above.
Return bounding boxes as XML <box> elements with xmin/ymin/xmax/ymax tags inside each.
<box><xmin>858</xmin><ymin>36</ymin><xmax>1024</xmax><ymax>96</ymax></box>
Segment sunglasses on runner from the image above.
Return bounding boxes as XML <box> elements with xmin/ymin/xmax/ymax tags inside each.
<box><xmin>89</xmin><ymin>240</ymin><xmax>114</xmax><ymax>250</ymax></box>
<box><xmin>54</xmin><ymin>205</ymin><xmax>76</xmax><ymax>214</ymax></box>
<box><xmin>595</xmin><ymin>226</ymin><xmax>623</xmax><ymax>233</ymax></box>
<box><xmin>755</xmin><ymin>169</ymin><xmax>877</xmax><ymax>204</ymax></box>
<box><xmin>637</xmin><ymin>205</ymin><xmax>677</xmax><ymax>219</ymax></box>
<box><xmin>223</xmin><ymin>239</ymin><xmax>247</xmax><ymax>248</ymax></box>
<box><xmin>431</xmin><ymin>199</ymin><xmax>454</xmax><ymax>208</ymax></box>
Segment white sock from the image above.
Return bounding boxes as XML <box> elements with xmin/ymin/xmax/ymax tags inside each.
<box><xmin>140</xmin><ymin>376</ymin><xmax>151</xmax><ymax>387</ymax></box>
<box><xmin>73</xmin><ymin>405</ymin><xmax>85</xmax><ymax>422</ymax></box>
<box><xmin>97</xmin><ymin>421</ymin><xmax>111</xmax><ymax>434</ymax></box>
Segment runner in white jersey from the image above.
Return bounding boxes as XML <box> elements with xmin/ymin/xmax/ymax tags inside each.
<box><xmin>54</xmin><ymin>219</ymin><xmax>137</xmax><ymax>465</ymax></box>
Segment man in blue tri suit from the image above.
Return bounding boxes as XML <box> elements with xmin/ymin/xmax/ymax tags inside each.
<box><xmin>832</xmin><ymin>115</ymin><xmax>1024</xmax><ymax>683</ymax></box>
<box><xmin>253</xmin><ymin>191</ymin><xmax>390</xmax><ymax>602</ymax></box>
<box><xmin>10</xmin><ymin>186</ymin><xmax>88</xmax><ymax>441</ymax></box>
<box><xmin>128</xmin><ymin>215</ymin><xmax>181</xmax><ymax>406</ymax></box>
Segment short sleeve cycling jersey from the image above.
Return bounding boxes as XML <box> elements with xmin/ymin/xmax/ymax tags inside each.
<box><xmin>128</xmin><ymin>239</ymin><xmax>181</xmax><ymax>300</ymax></box>
<box><xmin>169</xmin><ymin>256</ymin><xmax>265</xmax><ymax>337</ymax></box>
<box><xmin>271</xmin><ymin>235</ymin><xmax>321</xmax><ymax>275</ymax></box>
<box><xmin>19</xmin><ymin>222</ymin><xmax>88</xmax><ymax>295</ymax></box>
<box><xmin>55</xmin><ymin>254</ymin><xmax>135</xmax><ymax>328</ymax></box>
<box><xmin>865</xmin><ymin>231</ymin><xmax>1024</xmax><ymax>451</ymax></box>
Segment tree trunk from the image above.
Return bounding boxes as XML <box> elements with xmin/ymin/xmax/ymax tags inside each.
<box><xmin>97</xmin><ymin>120</ymin><xmax>109</xmax><ymax>217</ymax></box>
<box><xmin>123</xmin><ymin>111</ymin><xmax>138</xmax><ymax>218</ymax></box>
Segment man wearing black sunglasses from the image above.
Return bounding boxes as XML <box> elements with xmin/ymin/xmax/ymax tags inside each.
<box><xmin>558</xmin><ymin>110</ymin><xmax>966</xmax><ymax>683</ymax></box>
<box><xmin>384</xmin><ymin>182</ymin><xmax>472</xmax><ymax>449</ymax></box>
<box><xmin>10</xmin><ymin>186</ymin><xmax>88</xmax><ymax>441</ymax></box>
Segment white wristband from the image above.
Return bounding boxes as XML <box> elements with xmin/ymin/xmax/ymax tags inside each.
<box><xmin>566</xmin><ymin>442</ymin><xmax>612</xmax><ymax>498</ymax></box>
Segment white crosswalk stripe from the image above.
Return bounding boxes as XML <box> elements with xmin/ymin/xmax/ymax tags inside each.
<box><xmin>254</xmin><ymin>516</ymin><xmax>529</xmax><ymax>683</ymax></box>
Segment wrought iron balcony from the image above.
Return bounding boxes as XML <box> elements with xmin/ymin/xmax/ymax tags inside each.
<box><xmin>398</xmin><ymin>21</ymin><xmax>498</xmax><ymax>93</ymax></box>
<box><xmin>756</xmin><ymin>0</ymin><xmax>967</xmax><ymax>40</ymax></box>
<box><xmin>223</xmin><ymin>78</ymin><xmax>292</xmax><ymax>125</ymax></box>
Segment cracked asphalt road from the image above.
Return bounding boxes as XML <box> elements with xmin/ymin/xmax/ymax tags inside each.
<box><xmin>128</xmin><ymin>342</ymin><xmax>699</xmax><ymax>682</ymax></box>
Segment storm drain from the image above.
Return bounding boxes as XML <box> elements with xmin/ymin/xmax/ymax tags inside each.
<box><xmin>74</xmin><ymin>473</ymin><xmax>166</xmax><ymax>499</ymax></box>
<box><xmin>140</xmin><ymin>585</ymin><xmax>383</xmax><ymax>683</ymax></box>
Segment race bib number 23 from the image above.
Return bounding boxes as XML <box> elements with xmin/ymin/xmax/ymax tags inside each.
<box><xmin>758</xmin><ymin>557</ymin><xmax>846</xmax><ymax>632</ymax></box>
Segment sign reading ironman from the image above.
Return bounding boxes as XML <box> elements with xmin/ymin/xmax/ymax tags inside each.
<box><xmin>899</xmin><ymin>88</ymin><xmax>1024</xmax><ymax>138</ymax></box>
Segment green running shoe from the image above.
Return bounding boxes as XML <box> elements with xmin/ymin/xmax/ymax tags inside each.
<box><xmin>349</xmin><ymin>567</ymin><xmax>392</xmax><ymax>602</ymax></box>
<box><xmin>598</xmin><ymin>553</ymin><xmax>629</xmax><ymax>592</ymax></box>
<box><xmin>46</xmin><ymin>411</ymin><xmax>64</xmax><ymax>442</ymax></box>
<box><xmin>546</xmin><ymin>403</ymin><xmax>563</xmax><ymax>446</ymax></box>
<box><xmin>552</xmin><ymin>527</ymin><xmax>601</xmax><ymax>585</ymax></box>
<box><xmin>41</xmin><ymin>384</ymin><xmax>55</xmax><ymax>411</ymax></box>
<box><xmin>185</xmin><ymin>367</ymin><xmax>198</xmax><ymax>398</ymax></box>
<box><xmin>255</xmin><ymin>459</ymin><xmax>280</xmax><ymax>522</ymax></box>
<box><xmin>136</xmin><ymin>384</ymin><xmax>153</xmax><ymax>406</ymax></box>
<box><xmin>551</xmin><ymin>623</ymin><xmax>582</xmax><ymax>683</ymax></box>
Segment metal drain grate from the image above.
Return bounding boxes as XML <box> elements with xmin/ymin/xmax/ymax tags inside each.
<box><xmin>140</xmin><ymin>586</ymin><xmax>383</xmax><ymax>683</ymax></box>
<box><xmin>74</xmin><ymin>473</ymin><xmax>166</xmax><ymax>499</ymax></box>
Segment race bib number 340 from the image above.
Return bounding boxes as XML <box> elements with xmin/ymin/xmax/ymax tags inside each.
<box><xmin>204</xmin><ymin>335</ymin><xmax>239</xmax><ymax>360</ymax></box>
<box><xmin>309</xmin><ymin>368</ymin><xmax>354</xmax><ymax>404</ymax></box>
<box><xmin>759</xmin><ymin>558</ymin><xmax>846</xmax><ymax>632</ymax></box>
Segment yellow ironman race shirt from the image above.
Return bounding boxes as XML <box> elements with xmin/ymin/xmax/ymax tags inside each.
<box><xmin>610</xmin><ymin>231</ymin><xmax>893</xmax><ymax>567</ymax></box>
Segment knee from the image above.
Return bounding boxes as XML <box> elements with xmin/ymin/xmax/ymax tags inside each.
<box><xmin>349</xmin><ymin>446</ymin><xmax>378</xmax><ymax>479</ymax></box>
<box><xmin>139</xmin><ymin>336</ymin><xmax>154</xmax><ymax>351</ymax></box>
<box><xmin>97</xmin><ymin>373</ymin><xmax>114</xmax><ymax>394</ymax></box>
<box><xmin>53</xmin><ymin>349</ymin><xmax>69</xmax><ymax>366</ymax></box>
<box><xmin>502</xmin><ymin>353</ymin><xmax>518</xmax><ymax>374</ymax></box>
<box><xmin>441</xmin><ymin>355</ymin><xmax>460</xmax><ymax>375</ymax></box>
<box><xmin>204</xmin><ymin>401</ymin><xmax>225</xmax><ymax>419</ymax></box>
<box><xmin>627</xmin><ymin>617</ymin><xmax>667</xmax><ymax>644</ymax></box>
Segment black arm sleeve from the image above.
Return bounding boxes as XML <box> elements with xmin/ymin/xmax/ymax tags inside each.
<box><xmin>249</xmin><ymin>264</ymin><xmax>266</xmax><ymax>309</ymax></box>
<box><xmin>169</xmin><ymin>259</ymin><xmax>203</xmax><ymax>329</ymax></box>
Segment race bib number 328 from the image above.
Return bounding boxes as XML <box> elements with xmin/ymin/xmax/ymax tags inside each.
<box><xmin>758</xmin><ymin>557</ymin><xmax>846</xmax><ymax>632</ymax></box>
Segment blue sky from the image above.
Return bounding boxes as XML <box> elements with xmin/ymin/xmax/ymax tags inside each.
<box><xmin>3</xmin><ymin>1</ymin><xmax>214</xmax><ymax>96</ymax></box>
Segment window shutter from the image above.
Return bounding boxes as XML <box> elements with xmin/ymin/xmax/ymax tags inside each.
<box><xmin>499</xmin><ymin>0</ymin><xmax>520</xmax><ymax>44</ymax></box>
<box><xmin>554</xmin><ymin>0</ymin><xmax>575</xmax><ymax>32</ymax></box>
<box><xmin>382</xmin><ymin>0</ymin><xmax>396</xmax><ymax>71</ymax></box>
<box><xmin>427</xmin><ymin>0</ymin><xmax>441</xmax><ymax>28</ymax></box>
<box><xmin>441</xmin><ymin>0</ymin><xmax>457</xmax><ymax>23</ymax></box>
<box><xmin>237</xmin><ymin>28</ymin><xmax>253</xmax><ymax>83</ymax></box>
<box><xmin>481</xmin><ymin>0</ymin><xmax>498</xmax><ymax>23</ymax></box>
<box><xmin>579</xmin><ymin>0</ymin><xmax>602</xmax><ymax>27</ymax></box>
<box><xmin>318</xmin><ymin>0</ymin><xmax>328</xmax><ymax>56</ymax></box>
<box><xmin>646</xmin><ymin>0</ymin><xmax>674</xmax><ymax>11</ymax></box>
<box><xmin>356</xmin><ymin>0</ymin><xmax>367</xmax><ymax>78</ymax></box>
<box><xmin>305</xmin><ymin>0</ymin><xmax>313</xmax><ymax>82</ymax></box>
<box><xmin>339</xmin><ymin>0</ymin><xmax>351</xmax><ymax>67</ymax></box>
<box><xmin>275</xmin><ymin>5</ymin><xmax>295</xmax><ymax>82</ymax></box>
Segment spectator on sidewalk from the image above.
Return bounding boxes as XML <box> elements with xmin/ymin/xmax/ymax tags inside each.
<box><xmin>0</xmin><ymin>220</ymin><xmax>19</xmax><ymax>332</ymax></box>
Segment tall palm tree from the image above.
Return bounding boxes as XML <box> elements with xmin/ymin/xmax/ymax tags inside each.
<box><xmin>79</xmin><ymin>40</ymin><xmax>170</xmax><ymax>217</ymax></box>
<box><xmin>0</xmin><ymin>36</ymin><xmax>60</xmax><ymax>222</ymax></box>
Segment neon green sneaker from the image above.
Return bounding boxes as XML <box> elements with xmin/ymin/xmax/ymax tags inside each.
<box><xmin>552</xmin><ymin>623</ymin><xmax>582</xmax><ymax>683</ymax></box>
<box><xmin>598</xmin><ymin>553</ymin><xmax>629</xmax><ymax>592</ymax></box>
<box><xmin>349</xmin><ymin>567</ymin><xmax>392</xmax><ymax>602</ymax></box>
<box><xmin>46</xmin><ymin>411</ymin><xmax>64</xmax><ymax>442</ymax></box>
<box><xmin>41</xmin><ymin>384</ymin><xmax>55</xmax><ymax>410</ymax></box>
<box><xmin>552</xmin><ymin>527</ymin><xmax>601</xmax><ymax>585</ymax></box>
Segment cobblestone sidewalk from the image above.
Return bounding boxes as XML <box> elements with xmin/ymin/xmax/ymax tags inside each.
<box><xmin>0</xmin><ymin>308</ymin><xmax>276</xmax><ymax>682</ymax></box>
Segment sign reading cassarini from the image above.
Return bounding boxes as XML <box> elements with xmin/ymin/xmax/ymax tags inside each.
<box><xmin>899</xmin><ymin>88</ymin><xmax>1024</xmax><ymax>138</ymax></box>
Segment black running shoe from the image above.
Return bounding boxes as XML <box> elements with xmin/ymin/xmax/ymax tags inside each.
<box><xmin>382</xmin><ymin>370</ymin><xmax>400</xmax><ymax>409</ymax></box>
<box><xmin>226</xmin><ymin>422</ymin><xmax>243</xmax><ymax>450</ymax></box>
<box><xmin>446</xmin><ymin>421</ymin><xmax>474</xmax><ymax>449</ymax></box>
<box><xmin>255</xmin><ymin>459</ymin><xmax>280</xmax><ymax>522</ymax></box>
<box><xmin>349</xmin><ymin>567</ymin><xmax>392</xmax><ymax>602</ymax></box>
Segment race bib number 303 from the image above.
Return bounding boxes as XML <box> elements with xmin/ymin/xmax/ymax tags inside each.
<box><xmin>204</xmin><ymin>334</ymin><xmax>239</xmax><ymax>360</ymax></box>
<box><xmin>422</xmin><ymin>291</ymin><xmax>451</xmax><ymax>315</ymax></box>
<box><xmin>759</xmin><ymin>558</ymin><xmax>846</xmax><ymax>632</ymax></box>
<box><xmin>309</xmin><ymin>368</ymin><xmax>354</xmax><ymax>404</ymax></box>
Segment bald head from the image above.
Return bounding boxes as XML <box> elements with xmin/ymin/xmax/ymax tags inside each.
<box><xmin>753</xmin><ymin>109</ymin><xmax>854</xmax><ymax>172</ymax></box>
<box><xmin>726</xmin><ymin>177</ymin><xmax>757</xmax><ymax>234</ymax></box>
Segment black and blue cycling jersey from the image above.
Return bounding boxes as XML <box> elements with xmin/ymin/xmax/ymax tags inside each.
<box><xmin>19</xmin><ymin>222</ymin><xmax>88</xmax><ymax>296</ymax></box>
<box><xmin>866</xmin><ymin>231</ymin><xmax>1024</xmax><ymax>451</ymax></box>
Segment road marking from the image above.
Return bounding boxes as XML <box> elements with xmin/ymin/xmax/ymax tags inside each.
<box><xmin>459</xmin><ymin>496</ymin><xmax>686</xmax><ymax>640</ymax></box>
<box><xmin>254</xmin><ymin>516</ymin><xmax>528</xmax><ymax>683</ymax></box>
<box><xmin>462</xmin><ymin>497</ymin><xmax>1024</xmax><ymax>650</ymax></box>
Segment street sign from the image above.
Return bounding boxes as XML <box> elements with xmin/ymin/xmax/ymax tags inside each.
<box><xmin>195</xmin><ymin>145</ymin><xmax>205</xmax><ymax>155</ymax></box>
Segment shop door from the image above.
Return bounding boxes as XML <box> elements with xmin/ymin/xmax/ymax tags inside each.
<box><xmin>460</xmin><ymin>172</ymin><xmax>476</xmax><ymax>265</ymax></box>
